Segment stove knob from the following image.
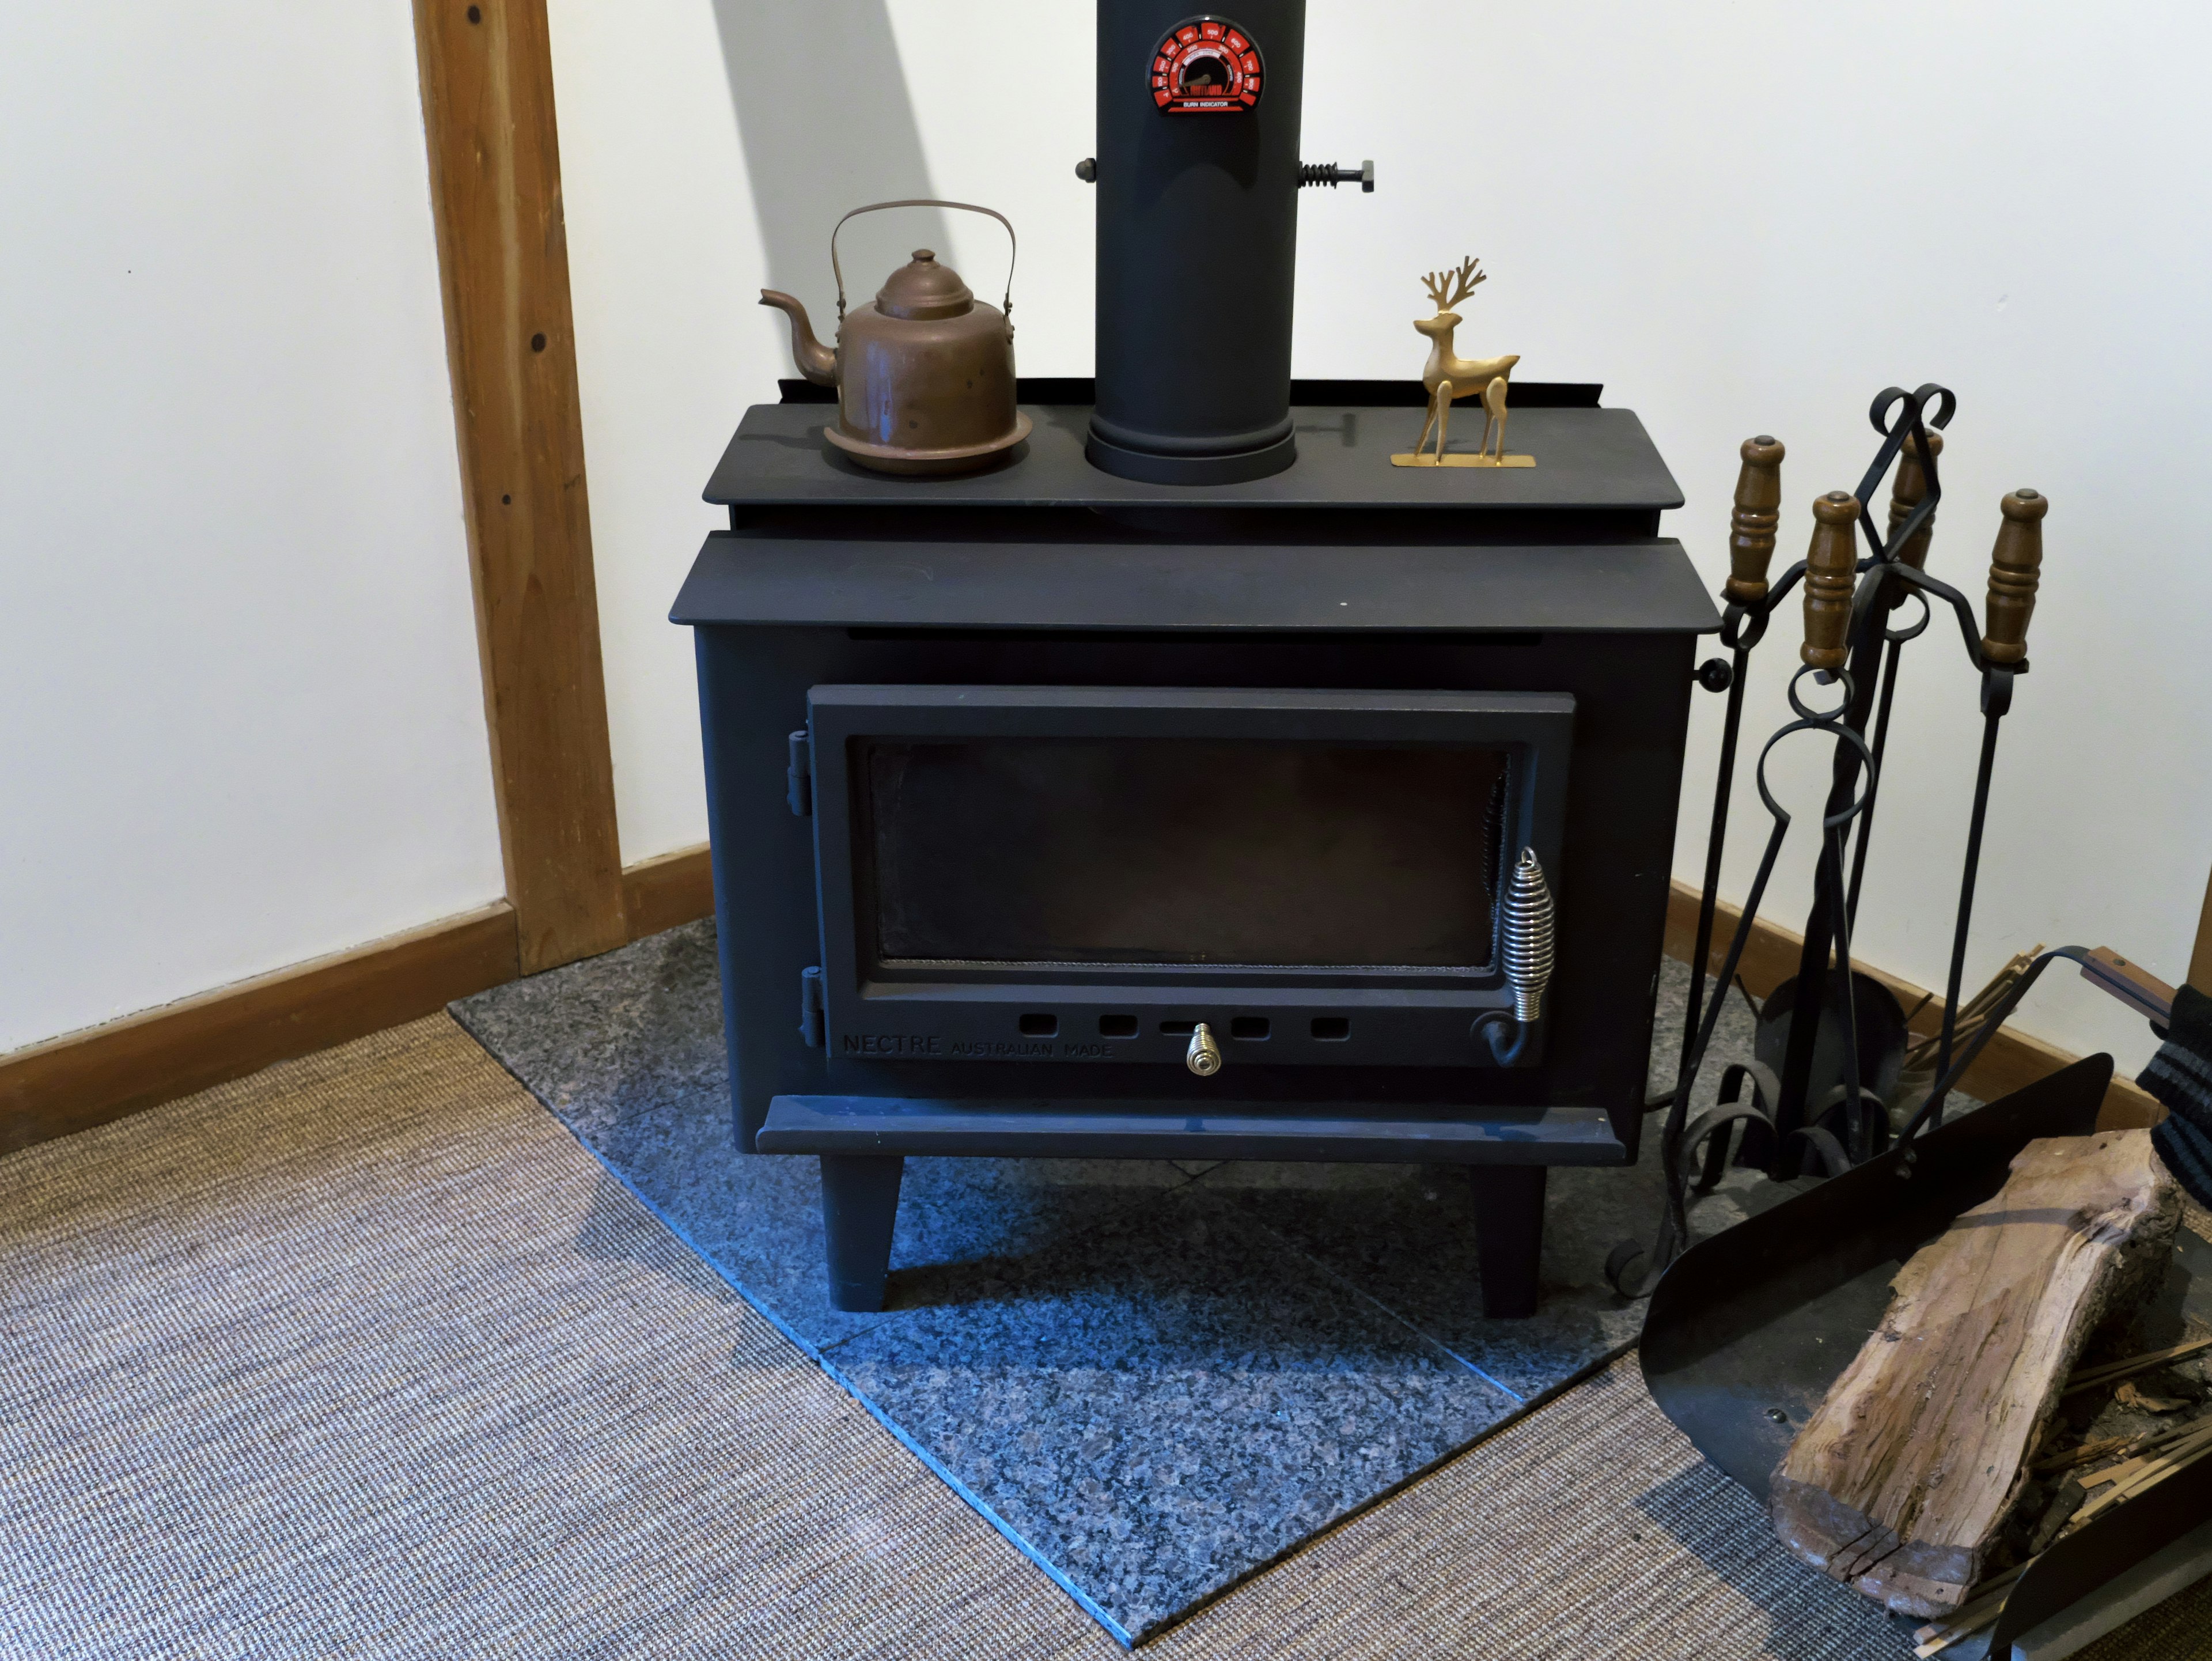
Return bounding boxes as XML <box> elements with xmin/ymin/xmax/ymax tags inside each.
<box><xmin>1185</xmin><ymin>1022</ymin><xmax>1223</xmax><ymax>1077</ymax></box>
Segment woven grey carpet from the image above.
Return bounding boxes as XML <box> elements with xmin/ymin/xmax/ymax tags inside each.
<box><xmin>451</xmin><ymin>923</ymin><xmax>1785</xmax><ymax>1643</ymax></box>
<box><xmin>6</xmin><ymin>1013</ymin><xmax>2195</xmax><ymax>1657</ymax></box>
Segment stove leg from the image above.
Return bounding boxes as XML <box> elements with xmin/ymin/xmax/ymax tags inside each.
<box><xmin>819</xmin><ymin>1153</ymin><xmax>905</xmax><ymax>1312</ymax></box>
<box><xmin>1469</xmin><ymin>1164</ymin><xmax>1548</xmax><ymax>1319</ymax></box>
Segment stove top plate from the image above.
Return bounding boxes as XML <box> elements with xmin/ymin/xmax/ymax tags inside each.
<box><xmin>706</xmin><ymin>400</ymin><xmax>1685</xmax><ymax>516</ymax></box>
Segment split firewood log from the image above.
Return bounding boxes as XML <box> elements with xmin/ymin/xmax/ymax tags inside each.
<box><xmin>1770</xmin><ymin>1130</ymin><xmax>2181</xmax><ymax>1618</ymax></box>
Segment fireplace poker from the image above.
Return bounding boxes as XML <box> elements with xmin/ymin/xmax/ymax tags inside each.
<box><xmin>1910</xmin><ymin>486</ymin><xmax>2047</xmax><ymax>1124</ymax></box>
<box><xmin>1820</xmin><ymin>479</ymin><xmax>2045</xmax><ymax>1134</ymax></box>
<box><xmin>1673</xmin><ymin>436</ymin><xmax>1791</xmax><ymax>1090</ymax></box>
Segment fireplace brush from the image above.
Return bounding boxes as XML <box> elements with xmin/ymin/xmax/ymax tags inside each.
<box><xmin>1610</xmin><ymin>387</ymin><xmax>2050</xmax><ymax>1295</ymax></box>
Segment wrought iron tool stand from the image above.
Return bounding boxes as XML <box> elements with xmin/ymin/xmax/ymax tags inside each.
<box><xmin>1614</xmin><ymin>386</ymin><xmax>2050</xmax><ymax>1293</ymax></box>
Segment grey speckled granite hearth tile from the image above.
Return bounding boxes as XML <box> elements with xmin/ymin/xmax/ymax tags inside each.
<box><xmin>878</xmin><ymin>1156</ymin><xmax>1189</xmax><ymax>1326</ymax></box>
<box><xmin>1194</xmin><ymin>1156</ymin><xmax>1764</xmax><ymax>1402</ymax></box>
<box><xmin>450</xmin><ymin>929</ymin><xmax>1884</xmax><ymax>1645</ymax></box>
<box><xmin>827</xmin><ymin>1184</ymin><xmax>1517</xmax><ymax>1643</ymax></box>
<box><xmin>450</xmin><ymin>921</ymin><xmax>1188</xmax><ymax>1352</ymax></box>
<box><xmin>449</xmin><ymin>922</ymin><xmax>729</xmax><ymax>1150</ymax></box>
<box><xmin>1649</xmin><ymin>953</ymin><xmax>1764</xmax><ymax>1117</ymax></box>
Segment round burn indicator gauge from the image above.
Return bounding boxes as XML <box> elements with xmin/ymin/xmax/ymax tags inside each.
<box><xmin>1150</xmin><ymin>17</ymin><xmax>1263</xmax><ymax>113</ymax></box>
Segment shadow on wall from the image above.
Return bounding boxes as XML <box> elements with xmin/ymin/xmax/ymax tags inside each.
<box><xmin>713</xmin><ymin>0</ymin><xmax>950</xmax><ymax>317</ymax></box>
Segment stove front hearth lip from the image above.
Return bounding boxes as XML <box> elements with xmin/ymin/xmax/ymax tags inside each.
<box><xmin>756</xmin><ymin>1094</ymin><xmax>1631</xmax><ymax>1166</ymax></box>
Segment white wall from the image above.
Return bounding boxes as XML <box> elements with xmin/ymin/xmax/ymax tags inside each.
<box><xmin>550</xmin><ymin>0</ymin><xmax>1099</xmax><ymax>862</ymax></box>
<box><xmin>0</xmin><ymin>5</ymin><xmax>503</xmax><ymax>1053</ymax></box>
<box><xmin>553</xmin><ymin>1</ymin><xmax>2212</xmax><ymax>1074</ymax></box>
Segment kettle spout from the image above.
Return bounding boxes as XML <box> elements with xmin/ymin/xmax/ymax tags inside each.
<box><xmin>759</xmin><ymin>290</ymin><xmax>838</xmax><ymax>386</ymax></box>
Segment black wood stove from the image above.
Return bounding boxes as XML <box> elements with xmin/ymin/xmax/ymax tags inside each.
<box><xmin>675</xmin><ymin>0</ymin><xmax>1714</xmax><ymax>1320</ymax></box>
<box><xmin>673</xmin><ymin>383</ymin><xmax>1717</xmax><ymax>1316</ymax></box>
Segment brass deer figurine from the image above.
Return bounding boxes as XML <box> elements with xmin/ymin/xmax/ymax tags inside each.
<box><xmin>1398</xmin><ymin>256</ymin><xmax>1525</xmax><ymax>467</ymax></box>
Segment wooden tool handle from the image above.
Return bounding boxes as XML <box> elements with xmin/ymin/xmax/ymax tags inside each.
<box><xmin>1725</xmin><ymin>434</ymin><xmax>1786</xmax><ymax>604</ymax></box>
<box><xmin>1885</xmin><ymin>430</ymin><xmax>1942</xmax><ymax>605</ymax></box>
<box><xmin>1982</xmin><ymin>489</ymin><xmax>2047</xmax><ymax>664</ymax></box>
<box><xmin>2080</xmin><ymin>946</ymin><xmax>2177</xmax><ymax>1024</ymax></box>
<box><xmin>1801</xmin><ymin>491</ymin><xmax>1860</xmax><ymax>669</ymax></box>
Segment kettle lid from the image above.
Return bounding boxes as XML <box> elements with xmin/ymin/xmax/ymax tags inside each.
<box><xmin>875</xmin><ymin>249</ymin><xmax>974</xmax><ymax>320</ymax></box>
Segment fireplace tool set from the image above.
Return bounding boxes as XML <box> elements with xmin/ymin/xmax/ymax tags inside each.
<box><xmin>1618</xmin><ymin>467</ymin><xmax>2206</xmax><ymax>1658</ymax></box>
<box><xmin>1607</xmin><ymin>385</ymin><xmax>2058</xmax><ymax>1296</ymax></box>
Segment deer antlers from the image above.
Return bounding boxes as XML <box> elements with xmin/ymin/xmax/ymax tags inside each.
<box><xmin>1421</xmin><ymin>256</ymin><xmax>1486</xmax><ymax>313</ymax></box>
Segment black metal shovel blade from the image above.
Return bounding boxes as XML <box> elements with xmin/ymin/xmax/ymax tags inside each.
<box><xmin>1640</xmin><ymin>1054</ymin><xmax>2114</xmax><ymax>1499</ymax></box>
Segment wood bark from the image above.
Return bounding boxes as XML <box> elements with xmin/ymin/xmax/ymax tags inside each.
<box><xmin>1770</xmin><ymin>1130</ymin><xmax>2180</xmax><ymax>1617</ymax></box>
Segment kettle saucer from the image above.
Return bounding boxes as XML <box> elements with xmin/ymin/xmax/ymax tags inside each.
<box><xmin>824</xmin><ymin>412</ymin><xmax>1032</xmax><ymax>476</ymax></box>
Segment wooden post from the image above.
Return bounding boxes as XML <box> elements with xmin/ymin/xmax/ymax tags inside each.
<box><xmin>412</xmin><ymin>0</ymin><xmax>626</xmax><ymax>973</ymax></box>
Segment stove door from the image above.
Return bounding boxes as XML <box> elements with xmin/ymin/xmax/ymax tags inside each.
<box><xmin>804</xmin><ymin>684</ymin><xmax>1572</xmax><ymax>1069</ymax></box>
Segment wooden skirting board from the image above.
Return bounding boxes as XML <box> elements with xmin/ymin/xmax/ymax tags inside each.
<box><xmin>0</xmin><ymin>846</ymin><xmax>717</xmax><ymax>1156</ymax></box>
<box><xmin>0</xmin><ymin>903</ymin><xmax>521</xmax><ymax>1157</ymax></box>
<box><xmin>0</xmin><ymin>852</ymin><xmax>2162</xmax><ymax>1156</ymax></box>
<box><xmin>1662</xmin><ymin>880</ymin><xmax>2165</xmax><ymax>1132</ymax></box>
<box><xmin>617</xmin><ymin>845</ymin><xmax>716</xmax><ymax>943</ymax></box>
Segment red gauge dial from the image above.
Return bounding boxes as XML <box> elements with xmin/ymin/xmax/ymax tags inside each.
<box><xmin>1150</xmin><ymin>16</ymin><xmax>1263</xmax><ymax>113</ymax></box>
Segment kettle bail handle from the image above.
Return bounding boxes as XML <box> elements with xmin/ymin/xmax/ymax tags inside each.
<box><xmin>830</xmin><ymin>199</ymin><xmax>1017</xmax><ymax>326</ymax></box>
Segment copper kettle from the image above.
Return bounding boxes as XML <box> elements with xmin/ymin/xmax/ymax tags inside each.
<box><xmin>760</xmin><ymin>199</ymin><xmax>1029</xmax><ymax>476</ymax></box>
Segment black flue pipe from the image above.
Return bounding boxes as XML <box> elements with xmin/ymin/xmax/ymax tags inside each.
<box><xmin>1088</xmin><ymin>1</ymin><xmax>1306</xmax><ymax>485</ymax></box>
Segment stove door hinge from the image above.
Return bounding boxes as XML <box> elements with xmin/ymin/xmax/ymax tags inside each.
<box><xmin>786</xmin><ymin>729</ymin><xmax>813</xmax><ymax>817</ymax></box>
<box><xmin>798</xmin><ymin>966</ymin><xmax>825</xmax><ymax>1047</ymax></box>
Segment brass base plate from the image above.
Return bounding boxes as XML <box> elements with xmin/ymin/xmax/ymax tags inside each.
<box><xmin>1389</xmin><ymin>452</ymin><xmax>1537</xmax><ymax>468</ymax></box>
